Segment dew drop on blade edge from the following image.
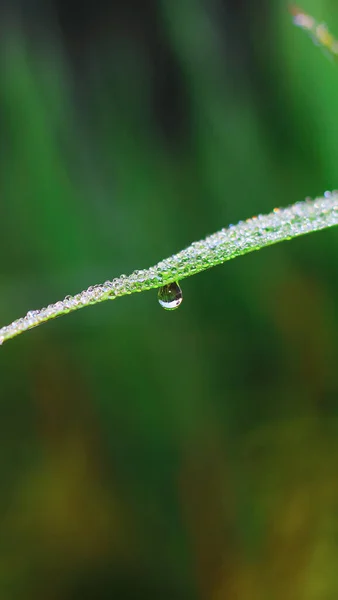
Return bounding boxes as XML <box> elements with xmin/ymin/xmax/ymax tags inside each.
<box><xmin>158</xmin><ymin>282</ymin><xmax>183</xmax><ymax>310</ymax></box>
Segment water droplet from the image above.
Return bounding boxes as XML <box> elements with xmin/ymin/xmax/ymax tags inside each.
<box><xmin>158</xmin><ymin>282</ymin><xmax>183</xmax><ymax>311</ymax></box>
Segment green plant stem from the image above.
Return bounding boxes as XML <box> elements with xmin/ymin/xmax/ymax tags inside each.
<box><xmin>1</xmin><ymin>192</ymin><xmax>338</xmax><ymax>345</ymax></box>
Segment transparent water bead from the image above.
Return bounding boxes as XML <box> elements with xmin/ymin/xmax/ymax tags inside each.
<box><xmin>158</xmin><ymin>282</ymin><xmax>183</xmax><ymax>310</ymax></box>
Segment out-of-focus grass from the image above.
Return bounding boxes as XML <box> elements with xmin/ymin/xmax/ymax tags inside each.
<box><xmin>2</xmin><ymin>1</ymin><xmax>338</xmax><ymax>598</ymax></box>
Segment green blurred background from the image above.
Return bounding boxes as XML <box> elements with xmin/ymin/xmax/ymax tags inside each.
<box><xmin>2</xmin><ymin>0</ymin><xmax>338</xmax><ymax>598</ymax></box>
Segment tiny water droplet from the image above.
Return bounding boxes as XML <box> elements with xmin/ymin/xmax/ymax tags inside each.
<box><xmin>158</xmin><ymin>282</ymin><xmax>183</xmax><ymax>311</ymax></box>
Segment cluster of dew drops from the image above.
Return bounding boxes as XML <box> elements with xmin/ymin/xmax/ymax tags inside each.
<box><xmin>4</xmin><ymin>191</ymin><xmax>338</xmax><ymax>344</ymax></box>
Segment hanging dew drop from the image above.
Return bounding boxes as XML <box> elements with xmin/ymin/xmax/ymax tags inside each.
<box><xmin>158</xmin><ymin>282</ymin><xmax>183</xmax><ymax>310</ymax></box>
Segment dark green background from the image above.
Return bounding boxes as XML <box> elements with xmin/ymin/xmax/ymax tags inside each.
<box><xmin>2</xmin><ymin>1</ymin><xmax>338</xmax><ymax>598</ymax></box>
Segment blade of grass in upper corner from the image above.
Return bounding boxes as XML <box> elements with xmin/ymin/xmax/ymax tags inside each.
<box><xmin>290</xmin><ymin>5</ymin><xmax>338</xmax><ymax>59</ymax></box>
